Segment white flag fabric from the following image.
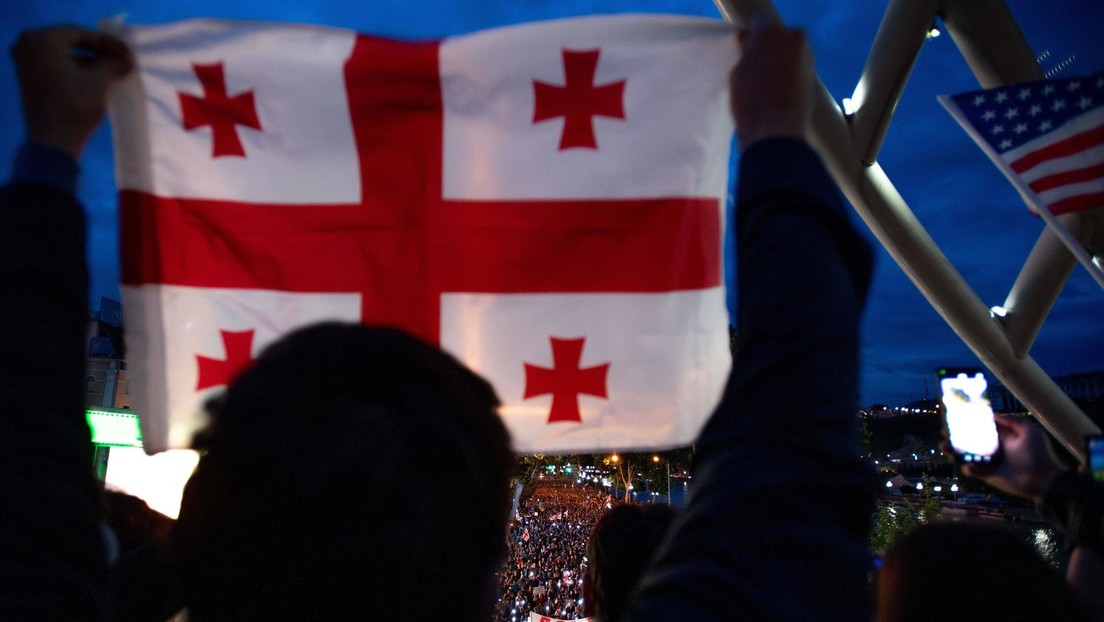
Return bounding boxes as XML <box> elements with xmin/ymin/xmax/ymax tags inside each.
<box><xmin>111</xmin><ymin>20</ymin><xmax>362</xmax><ymax>204</ymax></box>
<box><xmin>108</xmin><ymin>15</ymin><xmax>736</xmax><ymax>454</ymax></box>
<box><xmin>440</xmin><ymin>17</ymin><xmax>734</xmax><ymax>200</ymax></box>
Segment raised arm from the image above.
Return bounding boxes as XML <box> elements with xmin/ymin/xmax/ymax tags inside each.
<box><xmin>626</xmin><ymin>21</ymin><xmax>876</xmax><ymax>620</ymax></box>
<box><xmin>0</xmin><ymin>26</ymin><xmax>131</xmax><ymax>620</ymax></box>
<box><xmin>962</xmin><ymin>415</ymin><xmax>1104</xmax><ymax>616</ymax></box>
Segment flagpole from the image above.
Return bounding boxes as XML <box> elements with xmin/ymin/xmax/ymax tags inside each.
<box><xmin>1015</xmin><ymin>190</ymin><xmax>1104</xmax><ymax>290</ymax></box>
<box><xmin>999</xmin><ymin>215</ymin><xmax>1096</xmax><ymax>358</ymax></box>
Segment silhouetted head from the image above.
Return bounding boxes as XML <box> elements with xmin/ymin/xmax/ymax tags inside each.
<box><xmin>584</xmin><ymin>503</ymin><xmax>677</xmax><ymax>622</ymax></box>
<box><xmin>173</xmin><ymin>323</ymin><xmax>513</xmax><ymax>620</ymax></box>
<box><xmin>876</xmin><ymin>522</ymin><xmax>1090</xmax><ymax>622</ymax></box>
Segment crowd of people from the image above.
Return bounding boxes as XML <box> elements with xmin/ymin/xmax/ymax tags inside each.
<box><xmin>495</xmin><ymin>478</ymin><xmax>612</xmax><ymax>621</ymax></box>
<box><xmin>2</xmin><ymin>16</ymin><xmax>1102</xmax><ymax>622</ymax></box>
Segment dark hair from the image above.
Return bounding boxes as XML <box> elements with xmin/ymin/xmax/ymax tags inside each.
<box><xmin>102</xmin><ymin>489</ymin><xmax>174</xmax><ymax>554</ymax></box>
<box><xmin>173</xmin><ymin>323</ymin><xmax>513</xmax><ymax>620</ymax></box>
<box><xmin>586</xmin><ymin>503</ymin><xmax>677</xmax><ymax>622</ymax></box>
<box><xmin>877</xmin><ymin>522</ymin><xmax>1091</xmax><ymax>622</ymax></box>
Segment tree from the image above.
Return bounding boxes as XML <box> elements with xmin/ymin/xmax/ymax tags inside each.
<box><xmin>870</xmin><ymin>500</ymin><xmax>918</xmax><ymax>554</ymax></box>
<box><xmin>511</xmin><ymin>454</ymin><xmax>571</xmax><ymax>517</ymax></box>
<box><xmin>869</xmin><ymin>475</ymin><xmax>942</xmax><ymax>553</ymax></box>
<box><xmin>594</xmin><ymin>447</ymin><xmax>693</xmax><ymax>503</ymax></box>
<box><xmin>600</xmin><ymin>453</ymin><xmax>633</xmax><ymax>502</ymax></box>
<box><xmin>858</xmin><ymin>417</ymin><xmax>872</xmax><ymax>459</ymax></box>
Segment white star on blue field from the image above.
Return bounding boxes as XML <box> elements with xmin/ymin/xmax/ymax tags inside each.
<box><xmin>0</xmin><ymin>0</ymin><xmax>1100</xmax><ymax>407</ymax></box>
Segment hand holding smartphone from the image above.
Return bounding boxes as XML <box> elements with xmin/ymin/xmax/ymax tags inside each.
<box><xmin>939</xmin><ymin>368</ymin><xmax>1000</xmax><ymax>464</ymax></box>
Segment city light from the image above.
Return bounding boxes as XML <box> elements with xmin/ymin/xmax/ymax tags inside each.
<box><xmin>103</xmin><ymin>447</ymin><xmax>199</xmax><ymax>518</ymax></box>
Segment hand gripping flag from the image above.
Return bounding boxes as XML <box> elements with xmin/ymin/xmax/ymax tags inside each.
<box><xmin>108</xmin><ymin>15</ymin><xmax>736</xmax><ymax>454</ymax></box>
<box><xmin>939</xmin><ymin>72</ymin><xmax>1104</xmax><ymax>216</ymax></box>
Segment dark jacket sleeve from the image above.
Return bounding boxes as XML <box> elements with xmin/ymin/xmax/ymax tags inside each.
<box><xmin>0</xmin><ymin>180</ymin><xmax>109</xmax><ymax>620</ymax></box>
<box><xmin>626</xmin><ymin>138</ymin><xmax>877</xmax><ymax>620</ymax></box>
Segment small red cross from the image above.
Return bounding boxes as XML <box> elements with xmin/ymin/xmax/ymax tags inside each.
<box><xmin>533</xmin><ymin>49</ymin><xmax>626</xmax><ymax>150</ymax></box>
<box><xmin>196</xmin><ymin>329</ymin><xmax>256</xmax><ymax>390</ymax></box>
<box><xmin>179</xmin><ymin>62</ymin><xmax>263</xmax><ymax>158</ymax></box>
<box><xmin>524</xmin><ymin>337</ymin><xmax>610</xmax><ymax>424</ymax></box>
<box><xmin>125</xmin><ymin>38</ymin><xmax>721</xmax><ymax>423</ymax></box>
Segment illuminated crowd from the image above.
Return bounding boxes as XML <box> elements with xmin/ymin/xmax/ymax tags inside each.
<box><xmin>495</xmin><ymin>477</ymin><xmax>614</xmax><ymax>621</ymax></box>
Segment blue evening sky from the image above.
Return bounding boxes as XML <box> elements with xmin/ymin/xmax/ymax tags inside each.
<box><xmin>1</xmin><ymin>0</ymin><xmax>1100</xmax><ymax>406</ymax></box>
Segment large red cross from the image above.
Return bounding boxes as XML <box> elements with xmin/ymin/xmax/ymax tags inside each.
<box><xmin>179</xmin><ymin>62</ymin><xmax>262</xmax><ymax>158</ymax></box>
<box><xmin>533</xmin><ymin>49</ymin><xmax>626</xmax><ymax>150</ymax></box>
<box><xmin>122</xmin><ymin>38</ymin><xmax>721</xmax><ymax>413</ymax></box>
<box><xmin>524</xmin><ymin>337</ymin><xmax>609</xmax><ymax>424</ymax></box>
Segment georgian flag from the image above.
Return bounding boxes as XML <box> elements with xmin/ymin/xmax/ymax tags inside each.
<box><xmin>108</xmin><ymin>15</ymin><xmax>735</xmax><ymax>454</ymax></box>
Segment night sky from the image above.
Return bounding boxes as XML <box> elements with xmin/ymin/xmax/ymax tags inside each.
<box><xmin>1</xmin><ymin>0</ymin><xmax>1101</xmax><ymax>407</ymax></box>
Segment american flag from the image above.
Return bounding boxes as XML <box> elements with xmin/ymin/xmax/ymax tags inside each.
<box><xmin>939</xmin><ymin>72</ymin><xmax>1104</xmax><ymax>215</ymax></box>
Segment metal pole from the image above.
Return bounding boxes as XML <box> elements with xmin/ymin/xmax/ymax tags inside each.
<box><xmin>712</xmin><ymin>0</ymin><xmax>1099</xmax><ymax>460</ymax></box>
<box><xmin>1000</xmin><ymin>211</ymin><xmax>1099</xmax><ymax>357</ymax></box>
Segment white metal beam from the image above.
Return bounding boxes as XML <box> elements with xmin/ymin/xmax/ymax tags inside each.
<box><xmin>713</xmin><ymin>0</ymin><xmax>1100</xmax><ymax>460</ymax></box>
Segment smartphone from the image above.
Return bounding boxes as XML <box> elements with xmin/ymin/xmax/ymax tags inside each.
<box><xmin>938</xmin><ymin>368</ymin><xmax>1000</xmax><ymax>463</ymax></box>
<box><xmin>1088</xmin><ymin>435</ymin><xmax>1104</xmax><ymax>482</ymax></box>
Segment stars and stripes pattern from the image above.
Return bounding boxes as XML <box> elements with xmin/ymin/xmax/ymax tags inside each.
<box><xmin>940</xmin><ymin>72</ymin><xmax>1104</xmax><ymax>215</ymax></box>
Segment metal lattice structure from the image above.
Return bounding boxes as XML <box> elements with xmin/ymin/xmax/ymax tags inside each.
<box><xmin>715</xmin><ymin>0</ymin><xmax>1101</xmax><ymax>460</ymax></box>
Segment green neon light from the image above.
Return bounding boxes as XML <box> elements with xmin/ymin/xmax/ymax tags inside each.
<box><xmin>86</xmin><ymin>408</ymin><xmax>143</xmax><ymax>448</ymax></box>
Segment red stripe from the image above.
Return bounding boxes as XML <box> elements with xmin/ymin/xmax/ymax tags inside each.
<box><xmin>1028</xmin><ymin>161</ymin><xmax>1104</xmax><ymax>193</ymax></box>
<box><xmin>126</xmin><ymin>35</ymin><xmax>448</xmax><ymax>343</ymax></box>
<box><xmin>1047</xmin><ymin>191</ymin><xmax>1104</xmax><ymax>215</ymax></box>
<box><xmin>343</xmin><ymin>35</ymin><xmax>443</xmax><ymax>342</ymax></box>
<box><xmin>121</xmin><ymin>192</ymin><xmax>412</xmax><ymax>291</ymax></box>
<box><xmin>121</xmin><ymin>189</ymin><xmax>443</xmax><ymax>347</ymax></box>
<box><xmin>120</xmin><ymin>33</ymin><xmax>723</xmax><ymax>346</ymax></box>
<box><xmin>429</xmin><ymin>198</ymin><xmax>721</xmax><ymax>293</ymax></box>
<box><xmin>1010</xmin><ymin>125</ymin><xmax>1104</xmax><ymax>174</ymax></box>
<box><xmin>122</xmin><ymin>192</ymin><xmax>720</xmax><ymax>288</ymax></box>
